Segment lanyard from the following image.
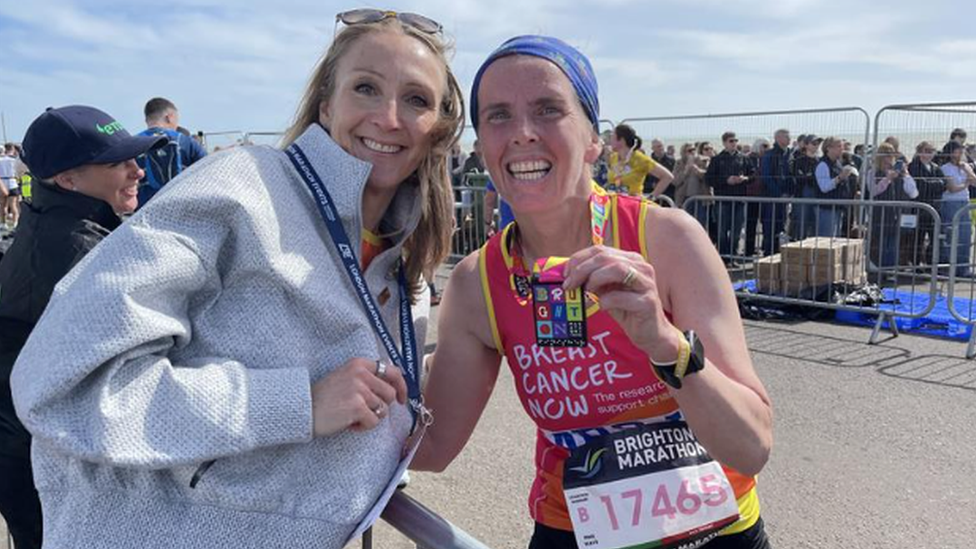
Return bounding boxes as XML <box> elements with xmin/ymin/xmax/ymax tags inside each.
<box><xmin>508</xmin><ymin>186</ymin><xmax>611</xmax><ymax>298</ymax></box>
<box><xmin>286</xmin><ymin>143</ymin><xmax>426</xmax><ymax>432</ymax></box>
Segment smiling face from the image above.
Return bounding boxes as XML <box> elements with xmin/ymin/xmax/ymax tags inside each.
<box><xmin>475</xmin><ymin>55</ymin><xmax>600</xmax><ymax>216</ymax></box>
<box><xmin>319</xmin><ymin>30</ymin><xmax>446</xmax><ymax>193</ymax></box>
<box><xmin>65</xmin><ymin>159</ymin><xmax>144</xmax><ymax>213</ymax></box>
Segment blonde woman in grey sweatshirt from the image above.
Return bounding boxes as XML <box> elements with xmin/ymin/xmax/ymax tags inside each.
<box><xmin>11</xmin><ymin>11</ymin><xmax>463</xmax><ymax>549</ymax></box>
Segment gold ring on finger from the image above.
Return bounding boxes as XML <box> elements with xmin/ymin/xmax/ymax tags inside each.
<box><xmin>622</xmin><ymin>266</ymin><xmax>638</xmax><ymax>288</ymax></box>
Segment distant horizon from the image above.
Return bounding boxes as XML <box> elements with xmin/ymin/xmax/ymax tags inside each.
<box><xmin>2</xmin><ymin>0</ymin><xmax>974</xmax><ymax>146</ymax></box>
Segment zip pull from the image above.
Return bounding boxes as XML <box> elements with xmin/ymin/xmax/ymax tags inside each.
<box><xmin>189</xmin><ymin>459</ymin><xmax>216</xmax><ymax>488</ymax></box>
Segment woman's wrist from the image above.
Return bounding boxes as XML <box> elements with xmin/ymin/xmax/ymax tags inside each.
<box><xmin>646</xmin><ymin>326</ymin><xmax>683</xmax><ymax>365</ymax></box>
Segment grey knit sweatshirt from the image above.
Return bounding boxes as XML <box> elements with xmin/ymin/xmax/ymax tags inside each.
<box><xmin>11</xmin><ymin>124</ymin><xmax>429</xmax><ymax>548</ymax></box>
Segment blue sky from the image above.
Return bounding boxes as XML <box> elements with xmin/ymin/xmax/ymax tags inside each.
<box><xmin>1</xmin><ymin>0</ymin><xmax>973</xmax><ymax>146</ymax></box>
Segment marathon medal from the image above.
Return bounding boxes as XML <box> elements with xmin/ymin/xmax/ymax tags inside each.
<box><xmin>531</xmin><ymin>257</ymin><xmax>587</xmax><ymax>347</ymax></box>
<box><xmin>563</xmin><ymin>421</ymin><xmax>740</xmax><ymax>549</ymax></box>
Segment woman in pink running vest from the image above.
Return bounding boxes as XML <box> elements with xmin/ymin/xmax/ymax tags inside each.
<box><xmin>412</xmin><ymin>36</ymin><xmax>773</xmax><ymax>549</ymax></box>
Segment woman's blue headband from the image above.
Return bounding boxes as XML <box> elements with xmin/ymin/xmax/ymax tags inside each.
<box><xmin>469</xmin><ymin>35</ymin><xmax>600</xmax><ymax>133</ymax></box>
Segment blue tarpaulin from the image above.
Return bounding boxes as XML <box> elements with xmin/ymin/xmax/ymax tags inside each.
<box><xmin>736</xmin><ymin>280</ymin><xmax>974</xmax><ymax>341</ymax></box>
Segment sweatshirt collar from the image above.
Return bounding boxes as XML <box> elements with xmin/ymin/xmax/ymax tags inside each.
<box><xmin>290</xmin><ymin>124</ymin><xmax>422</xmax><ymax>249</ymax></box>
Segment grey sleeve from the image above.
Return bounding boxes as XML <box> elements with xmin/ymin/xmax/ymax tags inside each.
<box><xmin>11</xmin><ymin>204</ymin><xmax>313</xmax><ymax>469</ymax></box>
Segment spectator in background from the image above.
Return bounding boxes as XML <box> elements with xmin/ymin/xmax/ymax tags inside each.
<box><xmin>593</xmin><ymin>141</ymin><xmax>611</xmax><ymax>188</ymax></box>
<box><xmin>645</xmin><ymin>138</ymin><xmax>676</xmax><ymax>198</ymax></box>
<box><xmin>868</xmin><ymin>142</ymin><xmax>918</xmax><ymax>270</ymax></box>
<box><xmin>697</xmin><ymin>141</ymin><xmax>718</xmax><ymax>240</ymax></box>
<box><xmin>841</xmin><ymin>140</ymin><xmax>862</xmax><ymax>171</ymax></box>
<box><xmin>743</xmin><ymin>138</ymin><xmax>770</xmax><ymax>257</ymax></box>
<box><xmin>792</xmin><ymin>135</ymin><xmax>822</xmax><ymax>239</ymax></box>
<box><xmin>760</xmin><ymin>129</ymin><xmax>792</xmax><ymax>255</ymax></box>
<box><xmin>908</xmin><ymin>141</ymin><xmax>947</xmax><ymax>266</ymax></box>
<box><xmin>0</xmin><ymin>144</ymin><xmax>20</xmax><ymax>229</ymax></box>
<box><xmin>608</xmin><ymin>124</ymin><xmax>673</xmax><ymax>197</ymax></box>
<box><xmin>462</xmin><ymin>140</ymin><xmax>486</xmax><ymax>174</ymax></box>
<box><xmin>849</xmin><ymin>143</ymin><xmax>866</xmax><ymax>171</ymax></box>
<box><xmin>883</xmin><ymin>136</ymin><xmax>908</xmax><ymax>164</ymax></box>
<box><xmin>483</xmin><ymin>178</ymin><xmax>515</xmax><ymax>237</ymax></box>
<box><xmin>940</xmin><ymin>141</ymin><xmax>976</xmax><ymax>277</ymax></box>
<box><xmin>666</xmin><ymin>144</ymin><xmax>676</xmax><ymax>158</ymax></box>
<box><xmin>698</xmin><ymin>141</ymin><xmax>715</xmax><ymax>159</ymax></box>
<box><xmin>813</xmin><ymin>136</ymin><xmax>858</xmax><ymax>237</ymax></box>
<box><xmin>705</xmin><ymin>131</ymin><xmax>755</xmax><ymax>262</ymax></box>
<box><xmin>673</xmin><ymin>142</ymin><xmax>710</xmax><ymax>228</ymax></box>
<box><xmin>793</xmin><ymin>135</ymin><xmax>808</xmax><ymax>160</ymax></box>
<box><xmin>137</xmin><ymin>97</ymin><xmax>207</xmax><ymax>206</ymax></box>
<box><xmin>449</xmin><ymin>143</ymin><xmax>467</xmax><ymax>186</ymax></box>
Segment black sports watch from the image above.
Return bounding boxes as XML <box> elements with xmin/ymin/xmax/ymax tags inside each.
<box><xmin>651</xmin><ymin>330</ymin><xmax>705</xmax><ymax>389</ymax></box>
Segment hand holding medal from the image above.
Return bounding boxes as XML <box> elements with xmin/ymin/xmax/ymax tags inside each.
<box><xmin>562</xmin><ymin>246</ymin><xmax>681</xmax><ymax>364</ymax></box>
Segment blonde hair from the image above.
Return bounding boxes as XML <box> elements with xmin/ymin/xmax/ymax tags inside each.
<box><xmin>282</xmin><ymin>18</ymin><xmax>464</xmax><ymax>302</ymax></box>
<box><xmin>874</xmin><ymin>142</ymin><xmax>896</xmax><ymax>172</ymax></box>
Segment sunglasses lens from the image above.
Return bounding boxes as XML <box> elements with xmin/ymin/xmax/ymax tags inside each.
<box><xmin>399</xmin><ymin>12</ymin><xmax>442</xmax><ymax>33</ymax></box>
<box><xmin>338</xmin><ymin>8</ymin><xmax>385</xmax><ymax>25</ymax></box>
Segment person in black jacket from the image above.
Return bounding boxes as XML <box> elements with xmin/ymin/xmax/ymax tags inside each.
<box><xmin>791</xmin><ymin>135</ymin><xmax>822</xmax><ymax>239</ymax></box>
<box><xmin>908</xmin><ymin>141</ymin><xmax>947</xmax><ymax>266</ymax></box>
<box><xmin>759</xmin><ymin>129</ymin><xmax>792</xmax><ymax>254</ymax></box>
<box><xmin>0</xmin><ymin>105</ymin><xmax>164</xmax><ymax>549</ymax></box>
<box><xmin>644</xmin><ymin>139</ymin><xmax>677</xmax><ymax>197</ymax></box>
<box><xmin>705</xmin><ymin>131</ymin><xmax>755</xmax><ymax>260</ymax></box>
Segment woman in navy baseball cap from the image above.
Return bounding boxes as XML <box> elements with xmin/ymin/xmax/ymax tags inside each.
<box><xmin>0</xmin><ymin>105</ymin><xmax>163</xmax><ymax>549</ymax></box>
<box><xmin>21</xmin><ymin>105</ymin><xmax>165</xmax><ymax>213</ymax></box>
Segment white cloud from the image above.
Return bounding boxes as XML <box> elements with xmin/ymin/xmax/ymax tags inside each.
<box><xmin>1</xmin><ymin>0</ymin><xmax>973</xmax><ymax>145</ymax></box>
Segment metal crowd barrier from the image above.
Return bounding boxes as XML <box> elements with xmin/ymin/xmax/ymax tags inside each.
<box><xmin>871</xmin><ymin>102</ymin><xmax>976</xmax><ymax>167</ymax></box>
<box><xmin>946</xmin><ymin>203</ymin><xmax>976</xmax><ymax>359</ymax></box>
<box><xmin>448</xmin><ymin>184</ymin><xmax>676</xmax><ymax>263</ymax></box>
<box><xmin>450</xmin><ymin>182</ymin><xmax>491</xmax><ymax>263</ymax></box>
<box><xmin>242</xmin><ymin>131</ymin><xmax>285</xmax><ymax>147</ymax></box>
<box><xmin>647</xmin><ymin>194</ymin><xmax>676</xmax><ymax>208</ymax></box>
<box><xmin>200</xmin><ymin>130</ymin><xmax>245</xmax><ymax>152</ymax></box>
<box><xmin>684</xmin><ymin>196</ymin><xmax>942</xmax><ymax>344</ymax></box>
<box><xmin>621</xmin><ymin>107</ymin><xmax>873</xmax><ymax>197</ymax></box>
<box><xmin>362</xmin><ymin>491</ymin><xmax>493</xmax><ymax>549</ymax></box>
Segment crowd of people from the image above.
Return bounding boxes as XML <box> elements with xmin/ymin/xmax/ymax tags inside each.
<box><xmin>583</xmin><ymin>127</ymin><xmax>976</xmax><ymax>274</ymax></box>
<box><xmin>0</xmin><ymin>7</ymin><xmax>970</xmax><ymax>549</ymax></box>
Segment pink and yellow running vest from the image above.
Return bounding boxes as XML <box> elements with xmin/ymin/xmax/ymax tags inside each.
<box><xmin>478</xmin><ymin>189</ymin><xmax>760</xmax><ymax>534</ymax></box>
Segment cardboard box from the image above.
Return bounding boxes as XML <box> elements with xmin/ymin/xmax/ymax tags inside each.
<box><xmin>769</xmin><ymin>237</ymin><xmax>867</xmax><ymax>294</ymax></box>
<box><xmin>754</xmin><ymin>255</ymin><xmax>781</xmax><ymax>294</ymax></box>
<box><xmin>754</xmin><ymin>254</ymin><xmax>781</xmax><ymax>281</ymax></box>
<box><xmin>783</xmin><ymin>263</ymin><xmax>810</xmax><ymax>284</ymax></box>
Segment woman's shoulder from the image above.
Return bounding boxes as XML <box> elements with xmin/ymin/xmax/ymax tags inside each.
<box><xmin>642</xmin><ymin>205</ymin><xmax>712</xmax><ymax>263</ymax></box>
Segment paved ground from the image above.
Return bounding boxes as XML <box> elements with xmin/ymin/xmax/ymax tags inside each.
<box><xmin>368</xmin><ymin>269</ymin><xmax>976</xmax><ymax>549</ymax></box>
<box><xmin>5</xmin><ymin>272</ymin><xmax>975</xmax><ymax>548</ymax></box>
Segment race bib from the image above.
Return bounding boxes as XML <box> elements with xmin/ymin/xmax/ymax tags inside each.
<box><xmin>563</xmin><ymin>421</ymin><xmax>739</xmax><ymax>549</ymax></box>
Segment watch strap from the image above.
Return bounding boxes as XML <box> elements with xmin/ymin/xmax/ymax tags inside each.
<box><xmin>651</xmin><ymin>329</ymin><xmax>702</xmax><ymax>389</ymax></box>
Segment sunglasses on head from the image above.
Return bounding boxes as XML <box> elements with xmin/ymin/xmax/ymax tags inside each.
<box><xmin>335</xmin><ymin>9</ymin><xmax>442</xmax><ymax>35</ymax></box>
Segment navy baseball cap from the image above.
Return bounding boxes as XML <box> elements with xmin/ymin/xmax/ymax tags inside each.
<box><xmin>22</xmin><ymin>105</ymin><xmax>167</xmax><ymax>179</ymax></box>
